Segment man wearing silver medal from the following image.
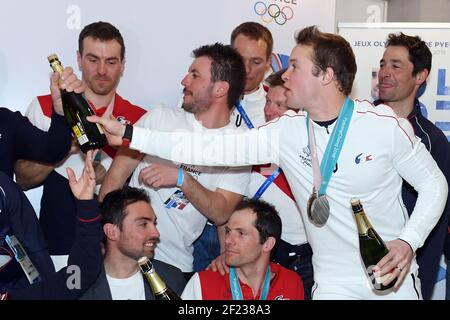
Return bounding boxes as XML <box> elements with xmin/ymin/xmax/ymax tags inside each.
<box><xmin>88</xmin><ymin>26</ymin><xmax>448</xmax><ymax>300</ymax></box>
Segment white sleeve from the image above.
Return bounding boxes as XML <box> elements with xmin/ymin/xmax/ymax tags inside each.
<box><xmin>130</xmin><ymin>121</ymin><xmax>283</xmax><ymax>167</ymax></box>
<box><xmin>216</xmin><ymin>166</ymin><xmax>251</xmax><ymax>196</ymax></box>
<box><xmin>393</xmin><ymin>118</ymin><xmax>448</xmax><ymax>252</ymax></box>
<box><xmin>181</xmin><ymin>273</ymin><xmax>203</xmax><ymax>300</ymax></box>
<box><xmin>25</xmin><ymin>97</ymin><xmax>51</xmax><ymax>131</ymax></box>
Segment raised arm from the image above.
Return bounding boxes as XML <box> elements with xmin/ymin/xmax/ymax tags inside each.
<box><xmin>87</xmin><ymin>115</ymin><xmax>280</xmax><ymax>167</ymax></box>
<box><xmin>14</xmin><ymin>67</ymin><xmax>86</xmax><ymax>189</ymax></box>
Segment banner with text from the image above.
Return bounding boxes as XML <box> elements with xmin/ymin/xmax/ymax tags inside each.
<box><xmin>339</xmin><ymin>23</ymin><xmax>450</xmax><ymax>141</ymax></box>
<box><xmin>339</xmin><ymin>22</ymin><xmax>450</xmax><ymax>300</ymax></box>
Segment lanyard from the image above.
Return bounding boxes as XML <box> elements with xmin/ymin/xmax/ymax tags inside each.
<box><xmin>229</xmin><ymin>266</ymin><xmax>271</xmax><ymax>300</ymax></box>
<box><xmin>235</xmin><ymin>101</ymin><xmax>255</xmax><ymax>129</ymax></box>
<box><xmin>252</xmin><ymin>167</ymin><xmax>282</xmax><ymax>200</ymax></box>
<box><xmin>306</xmin><ymin>97</ymin><xmax>354</xmax><ymax>196</ymax></box>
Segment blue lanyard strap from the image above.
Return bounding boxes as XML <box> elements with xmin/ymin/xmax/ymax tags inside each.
<box><xmin>229</xmin><ymin>265</ymin><xmax>271</xmax><ymax>300</ymax></box>
<box><xmin>235</xmin><ymin>101</ymin><xmax>255</xmax><ymax>129</ymax></box>
<box><xmin>252</xmin><ymin>167</ymin><xmax>282</xmax><ymax>200</ymax></box>
<box><xmin>306</xmin><ymin>97</ymin><xmax>354</xmax><ymax>196</ymax></box>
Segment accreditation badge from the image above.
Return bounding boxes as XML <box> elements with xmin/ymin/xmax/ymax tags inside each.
<box><xmin>164</xmin><ymin>189</ymin><xmax>190</xmax><ymax>210</ymax></box>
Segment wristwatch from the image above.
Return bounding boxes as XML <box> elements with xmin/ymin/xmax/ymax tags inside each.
<box><xmin>122</xmin><ymin>124</ymin><xmax>133</xmax><ymax>147</ymax></box>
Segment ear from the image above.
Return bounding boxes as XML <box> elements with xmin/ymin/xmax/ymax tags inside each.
<box><xmin>120</xmin><ymin>58</ymin><xmax>125</xmax><ymax>77</ymax></box>
<box><xmin>103</xmin><ymin>223</ymin><xmax>119</xmax><ymax>241</ymax></box>
<box><xmin>265</xmin><ymin>57</ymin><xmax>272</xmax><ymax>73</ymax></box>
<box><xmin>263</xmin><ymin>236</ymin><xmax>276</xmax><ymax>253</ymax></box>
<box><xmin>76</xmin><ymin>51</ymin><xmax>82</xmax><ymax>72</ymax></box>
<box><xmin>321</xmin><ymin>67</ymin><xmax>335</xmax><ymax>85</ymax></box>
<box><xmin>415</xmin><ymin>69</ymin><xmax>429</xmax><ymax>86</ymax></box>
<box><xmin>214</xmin><ymin>81</ymin><xmax>229</xmax><ymax>99</ymax></box>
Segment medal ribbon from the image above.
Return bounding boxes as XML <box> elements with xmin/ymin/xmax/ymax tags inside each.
<box><xmin>235</xmin><ymin>101</ymin><xmax>255</xmax><ymax>129</ymax></box>
<box><xmin>252</xmin><ymin>167</ymin><xmax>282</xmax><ymax>200</ymax></box>
<box><xmin>306</xmin><ymin>97</ymin><xmax>354</xmax><ymax>196</ymax></box>
<box><xmin>229</xmin><ymin>265</ymin><xmax>271</xmax><ymax>300</ymax></box>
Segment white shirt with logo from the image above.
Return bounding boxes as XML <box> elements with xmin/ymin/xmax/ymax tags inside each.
<box><xmin>130</xmin><ymin>106</ymin><xmax>250</xmax><ymax>272</ymax></box>
<box><xmin>130</xmin><ymin>100</ymin><xmax>447</xmax><ymax>287</ymax></box>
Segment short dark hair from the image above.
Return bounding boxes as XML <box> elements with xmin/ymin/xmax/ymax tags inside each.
<box><xmin>296</xmin><ymin>25</ymin><xmax>356</xmax><ymax>96</ymax></box>
<box><xmin>78</xmin><ymin>21</ymin><xmax>125</xmax><ymax>60</ymax></box>
<box><xmin>100</xmin><ymin>186</ymin><xmax>150</xmax><ymax>230</ymax></box>
<box><xmin>234</xmin><ymin>198</ymin><xmax>282</xmax><ymax>246</ymax></box>
<box><xmin>265</xmin><ymin>69</ymin><xmax>286</xmax><ymax>87</ymax></box>
<box><xmin>385</xmin><ymin>32</ymin><xmax>432</xmax><ymax>76</ymax></box>
<box><xmin>231</xmin><ymin>22</ymin><xmax>273</xmax><ymax>60</ymax></box>
<box><xmin>192</xmin><ymin>43</ymin><xmax>246</xmax><ymax>109</ymax></box>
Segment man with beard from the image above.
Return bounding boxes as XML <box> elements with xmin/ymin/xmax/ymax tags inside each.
<box><xmin>14</xmin><ymin>21</ymin><xmax>146</xmax><ymax>271</ymax></box>
<box><xmin>99</xmin><ymin>43</ymin><xmax>251</xmax><ymax>281</ymax></box>
<box><xmin>193</xmin><ymin>22</ymin><xmax>274</xmax><ymax>272</ymax></box>
<box><xmin>81</xmin><ymin>186</ymin><xmax>185</xmax><ymax>300</ymax></box>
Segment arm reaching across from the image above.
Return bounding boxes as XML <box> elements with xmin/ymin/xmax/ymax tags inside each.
<box><xmin>87</xmin><ymin>115</ymin><xmax>125</xmax><ymax>146</ymax></box>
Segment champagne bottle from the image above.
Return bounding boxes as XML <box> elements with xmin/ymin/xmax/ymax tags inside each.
<box><xmin>47</xmin><ymin>54</ymin><xmax>107</xmax><ymax>153</ymax></box>
<box><xmin>138</xmin><ymin>256</ymin><xmax>182</xmax><ymax>300</ymax></box>
<box><xmin>351</xmin><ymin>198</ymin><xmax>395</xmax><ymax>290</ymax></box>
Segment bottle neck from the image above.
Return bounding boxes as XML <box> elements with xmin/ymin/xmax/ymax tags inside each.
<box><xmin>354</xmin><ymin>211</ymin><xmax>372</xmax><ymax>235</ymax></box>
<box><xmin>143</xmin><ymin>269</ymin><xmax>167</xmax><ymax>295</ymax></box>
<box><xmin>49</xmin><ymin>59</ymin><xmax>65</xmax><ymax>88</ymax></box>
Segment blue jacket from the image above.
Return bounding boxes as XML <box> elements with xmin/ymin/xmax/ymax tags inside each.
<box><xmin>80</xmin><ymin>259</ymin><xmax>186</xmax><ymax>300</ymax></box>
<box><xmin>2</xmin><ymin>194</ymin><xmax>103</xmax><ymax>299</ymax></box>
<box><xmin>0</xmin><ymin>171</ymin><xmax>55</xmax><ymax>291</ymax></box>
<box><xmin>0</xmin><ymin>107</ymin><xmax>71</xmax><ymax>179</ymax></box>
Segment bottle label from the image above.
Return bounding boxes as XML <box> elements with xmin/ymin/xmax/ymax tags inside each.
<box><xmin>72</xmin><ymin>124</ymin><xmax>89</xmax><ymax>146</ymax></box>
<box><xmin>77</xmin><ymin>134</ymin><xmax>89</xmax><ymax>146</ymax></box>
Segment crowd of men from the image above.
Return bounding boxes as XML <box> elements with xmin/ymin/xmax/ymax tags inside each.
<box><xmin>1</xmin><ymin>19</ymin><xmax>449</xmax><ymax>301</ymax></box>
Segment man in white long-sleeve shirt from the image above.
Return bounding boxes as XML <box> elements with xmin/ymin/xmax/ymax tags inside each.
<box><xmin>89</xmin><ymin>26</ymin><xmax>448</xmax><ymax>300</ymax></box>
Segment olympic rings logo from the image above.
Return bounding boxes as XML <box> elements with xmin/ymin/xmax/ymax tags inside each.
<box><xmin>254</xmin><ymin>1</ymin><xmax>294</xmax><ymax>26</ymax></box>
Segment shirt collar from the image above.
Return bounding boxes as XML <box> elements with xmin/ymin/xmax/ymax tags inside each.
<box><xmin>243</xmin><ymin>85</ymin><xmax>265</xmax><ymax>103</ymax></box>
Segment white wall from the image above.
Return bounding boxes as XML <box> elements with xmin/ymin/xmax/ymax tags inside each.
<box><xmin>0</xmin><ymin>0</ymin><xmax>336</xmax><ymax>114</ymax></box>
<box><xmin>388</xmin><ymin>0</ymin><xmax>450</xmax><ymax>22</ymax></box>
<box><xmin>335</xmin><ymin>0</ymin><xmax>387</xmax><ymax>25</ymax></box>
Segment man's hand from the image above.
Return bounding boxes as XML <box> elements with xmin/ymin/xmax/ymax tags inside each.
<box><xmin>138</xmin><ymin>163</ymin><xmax>178</xmax><ymax>189</ymax></box>
<box><xmin>87</xmin><ymin>115</ymin><xmax>125</xmax><ymax>147</ymax></box>
<box><xmin>206</xmin><ymin>253</ymin><xmax>229</xmax><ymax>276</ymax></box>
<box><xmin>51</xmin><ymin>67</ymin><xmax>86</xmax><ymax>116</ymax></box>
<box><xmin>67</xmin><ymin>149</ymin><xmax>97</xmax><ymax>200</ymax></box>
<box><xmin>373</xmin><ymin>239</ymin><xmax>413</xmax><ymax>288</ymax></box>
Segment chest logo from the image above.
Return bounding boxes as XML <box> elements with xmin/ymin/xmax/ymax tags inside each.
<box><xmin>355</xmin><ymin>153</ymin><xmax>373</xmax><ymax>164</ymax></box>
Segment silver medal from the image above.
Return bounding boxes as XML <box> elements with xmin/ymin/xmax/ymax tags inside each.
<box><xmin>307</xmin><ymin>190</ymin><xmax>330</xmax><ymax>227</ymax></box>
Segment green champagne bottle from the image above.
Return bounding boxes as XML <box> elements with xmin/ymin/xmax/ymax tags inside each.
<box><xmin>138</xmin><ymin>256</ymin><xmax>182</xmax><ymax>300</ymax></box>
<box><xmin>351</xmin><ymin>198</ymin><xmax>395</xmax><ymax>290</ymax></box>
<box><xmin>48</xmin><ymin>54</ymin><xmax>107</xmax><ymax>153</ymax></box>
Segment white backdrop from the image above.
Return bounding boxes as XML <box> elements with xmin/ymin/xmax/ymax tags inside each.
<box><xmin>0</xmin><ymin>0</ymin><xmax>335</xmax><ymax>207</ymax></box>
<box><xmin>339</xmin><ymin>22</ymin><xmax>450</xmax><ymax>300</ymax></box>
<box><xmin>0</xmin><ymin>0</ymin><xmax>335</xmax><ymax>112</ymax></box>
